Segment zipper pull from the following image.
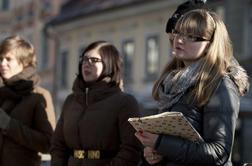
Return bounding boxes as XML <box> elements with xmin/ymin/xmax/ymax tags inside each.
<box><xmin>85</xmin><ymin>87</ymin><xmax>89</xmax><ymax>106</ymax></box>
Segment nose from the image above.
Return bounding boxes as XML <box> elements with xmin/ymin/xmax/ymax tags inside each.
<box><xmin>0</xmin><ymin>58</ymin><xmax>7</xmax><ymax>65</ymax></box>
<box><xmin>82</xmin><ymin>61</ymin><xmax>92</xmax><ymax>69</ymax></box>
<box><xmin>177</xmin><ymin>37</ymin><xmax>185</xmax><ymax>43</ymax></box>
<box><xmin>174</xmin><ymin>34</ymin><xmax>185</xmax><ymax>44</ymax></box>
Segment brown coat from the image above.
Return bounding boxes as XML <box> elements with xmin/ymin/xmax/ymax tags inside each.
<box><xmin>0</xmin><ymin>86</ymin><xmax>56</xmax><ymax>166</ymax></box>
<box><xmin>51</xmin><ymin>78</ymin><xmax>141</xmax><ymax>166</ymax></box>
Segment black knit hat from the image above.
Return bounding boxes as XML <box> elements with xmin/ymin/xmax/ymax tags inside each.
<box><xmin>166</xmin><ymin>0</ymin><xmax>207</xmax><ymax>33</ymax></box>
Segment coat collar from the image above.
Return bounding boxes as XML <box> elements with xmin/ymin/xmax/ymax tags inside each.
<box><xmin>72</xmin><ymin>77</ymin><xmax>121</xmax><ymax>106</ymax></box>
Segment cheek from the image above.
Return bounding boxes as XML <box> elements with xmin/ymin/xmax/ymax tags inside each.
<box><xmin>96</xmin><ymin>65</ymin><xmax>103</xmax><ymax>76</ymax></box>
<box><xmin>12</xmin><ymin>62</ymin><xmax>24</xmax><ymax>74</ymax></box>
<box><xmin>198</xmin><ymin>47</ymin><xmax>208</xmax><ymax>58</ymax></box>
<box><xmin>189</xmin><ymin>44</ymin><xmax>208</xmax><ymax>58</ymax></box>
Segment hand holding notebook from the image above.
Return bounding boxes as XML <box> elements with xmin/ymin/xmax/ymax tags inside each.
<box><xmin>128</xmin><ymin>111</ymin><xmax>203</xmax><ymax>142</ymax></box>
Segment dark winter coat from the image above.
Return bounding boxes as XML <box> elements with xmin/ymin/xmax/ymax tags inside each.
<box><xmin>155</xmin><ymin>76</ymin><xmax>240</xmax><ymax>166</ymax></box>
<box><xmin>140</xmin><ymin>64</ymin><xmax>249</xmax><ymax>166</ymax></box>
<box><xmin>51</xmin><ymin>77</ymin><xmax>141</xmax><ymax>166</ymax></box>
<box><xmin>0</xmin><ymin>67</ymin><xmax>56</xmax><ymax>166</ymax></box>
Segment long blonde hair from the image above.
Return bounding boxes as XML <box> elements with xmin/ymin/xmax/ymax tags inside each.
<box><xmin>153</xmin><ymin>9</ymin><xmax>233</xmax><ymax>106</ymax></box>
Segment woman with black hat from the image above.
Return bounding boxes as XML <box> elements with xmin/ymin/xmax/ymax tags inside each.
<box><xmin>135</xmin><ymin>3</ymin><xmax>249</xmax><ymax>166</ymax></box>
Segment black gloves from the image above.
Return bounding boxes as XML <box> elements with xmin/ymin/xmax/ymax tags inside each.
<box><xmin>0</xmin><ymin>108</ymin><xmax>11</xmax><ymax>130</ymax></box>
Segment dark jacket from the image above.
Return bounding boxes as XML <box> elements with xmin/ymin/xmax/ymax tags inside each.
<box><xmin>0</xmin><ymin>67</ymin><xmax>56</xmax><ymax>166</ymax></box>
<box><xmin>140</xmin><ymin>67</ymin><xmax>249</xmax><ymax>166</ymax></box>
<box><xmin>155</xmin><ymin>76</ymin><xmax>240</xmax><ymax>166</ymax></box>
<box><xmin>51</xmin><ymin>78</ymin><xmax>141</xmax><ymax>166</ymax></box>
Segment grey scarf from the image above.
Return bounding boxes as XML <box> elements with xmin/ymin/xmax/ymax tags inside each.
<box><xmin>157</xmin><ymin>61</ymin><xmax>201</xmax><ymax>111</ymax></box>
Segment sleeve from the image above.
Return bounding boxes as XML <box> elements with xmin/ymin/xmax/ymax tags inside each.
<box><xmin>4</xmin><ymin>91</ymin><xmax>56</xmax><ymax>153</ymax></box>
<box><xmin>50</xmin><ymin>96</ymin><xmax>72</xmax><ymax>166</ymax></box>
<box><xmin>155</xmin><ymin>78</ymin><xmax>240</xmax><ymax>165</ymax></box>
<box><xmin>106</xmin><ymin>94</ymin><xmax>142</xmax><ymax>166</ymax></box>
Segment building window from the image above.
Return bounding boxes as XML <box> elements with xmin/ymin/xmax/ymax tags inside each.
<box><xmin>40</xmin><ymin>0</ymin><xmax>51</xmax><ymax>18</ymax></box>
<box><xmin>15</xmin><ymin>8</ymin><xmax>23</xmax><ymax>21</ymax></box>
<box><xmin>122</xmin><ymin>39</ymin><xmax>135</xmax><ymax>85</ymax></box>
<box><xmin>1</xmin><ymin>0</ymin><xmax>9</xmax><ymax>10</ymax></box>
<box><xmin>59</xmin><ymin>51</ymin><xmax>68</xmax><ymax>89</ymax></box>
<box><xmin>145</xmin><ymin>35</ymin><xmax>160</xmax><ymax>81</ymax></box>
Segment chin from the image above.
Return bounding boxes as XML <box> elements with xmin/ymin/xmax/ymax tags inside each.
<box><xmin>1</xmin><ymin>75</ymin><xmax>10</xmax><ymax>80</ymax></box>
<box><xmin>174</xmin><ymin>55</ymin><xmax>185</xmax><ymax>61</ymax></box>
<box><xmin>84</xmin><ymin>77</ymin><xmax>96</xmax><ymax>82</ymax></box>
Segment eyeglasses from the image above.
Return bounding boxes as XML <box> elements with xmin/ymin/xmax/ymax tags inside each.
<box><xmin>82</xmin><ymin>56</ymin><xmax>103</xmax><ymax>65</ymax></box>
<box><xmin>172</xmin><ymin>30</ymin><xmax>209</xmax><ymax>42</ymax></box>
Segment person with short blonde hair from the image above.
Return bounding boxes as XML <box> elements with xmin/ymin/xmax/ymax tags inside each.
<box><xmin>0</xmin><ymin>35</ymin><xmax>37</xmax><ymax>68</ymax></box>
<box><xmin>0</xmin><ymin>35</ymin><xmax>56</xmax><ymax>166</ymax></box>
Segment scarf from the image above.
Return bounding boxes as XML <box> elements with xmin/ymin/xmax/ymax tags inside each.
<box><xmin>157</xmin><ymin>61</ymin><xmax>201</xmax><ymax>111</ymax></box>
<box><xmin>0</xmin><ymin>67</ymin><xmax>40</xmax><ymax>111</ymax></box>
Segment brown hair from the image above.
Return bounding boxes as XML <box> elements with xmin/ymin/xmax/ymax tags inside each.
<box><xmin>0</xmin><ymin>35</ymin><xmax>37</xmax><ymax>67</ymax></box>
<box><xmin>78</xmin><ymin>41</ymin><xmax>123</xmax><ymax>88</ymax></box>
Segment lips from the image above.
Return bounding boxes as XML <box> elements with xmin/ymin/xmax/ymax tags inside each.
<box><xmin>172</xmin><ymin>46</ymin><xmax>184</xmax><ymax>56</ymax></box>
<box><xmin>84</xmin><ymin>70</ymin><xmax>91</xmax><ymax>76</ymax></box>
<box><xmin>175</xmin><ymin>46</ymin><xmax>184</xmax><ymax>50</ymax></box>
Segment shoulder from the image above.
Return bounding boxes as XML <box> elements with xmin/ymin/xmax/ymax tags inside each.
<box><xmin>32</xmin><ymin>86</ymin><xmax>53</xmax><ymax>101</ymax></box>
<box><xmin>31</xmin><ymin>86</ymin><xmax>55</xmax><ymax>112</ymax></box>
<box><xmin>118</xmin><ymin>92</ymin><xmax>140</xmax><ymax>112</ymax></box>
<box><xmin>61</xmin><ymin>93</ymin><xmax>76</xmax><ymax>109</ymax></box>
<box><xmin>33</xmin><ymin>86</ymin><xmax>56</xmax><ymax>128</ymax></box>
<box><xmin>206</xmin><ymin>75</ymin><xmax>240</xmax><ymax>112</ymax></box>
<box><xmin>115</xmin><ymin>92</ymin><xmax>140</xmax><ymax>117</ymax></box>
<box><xmin>116</xmin><ymin>91</ymin><xmax>139</xmax><ymax>105</ymax></box>
<box><xmin>217</xmin><ymin>75</ymin><xmax>239</xmax><ymax>97</ymax></box>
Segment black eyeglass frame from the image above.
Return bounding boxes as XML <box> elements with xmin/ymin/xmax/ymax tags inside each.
<box><xmin>171</xmin><ymin>29</ymin><xmax>210</xmax><ymax>42</ymax></box>
<box><xmin>82</xmin><ymin>56</ymin><xmax>103</xmax><ymax>65</ymax></box>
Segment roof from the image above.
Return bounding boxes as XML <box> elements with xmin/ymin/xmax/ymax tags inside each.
<box><xmin>48</xmin><ymin>0</ymin><xmax>151</xmax><ymax>26</ymax></box>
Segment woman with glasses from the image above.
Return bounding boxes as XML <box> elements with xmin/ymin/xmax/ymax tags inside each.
<box><xmin>0</xmin><ymin>35</ymin><xmax>56</xmax><ymax>166</ymax></box>
<box><xmin>135</xmin><ymin>9</ymin><xmax>249</xmax><ymax>166</ymax></box>
<box><xmin>51</xmin><ymin>41</ymin><xmax>141</xmax><ymax>166</ymax></box>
